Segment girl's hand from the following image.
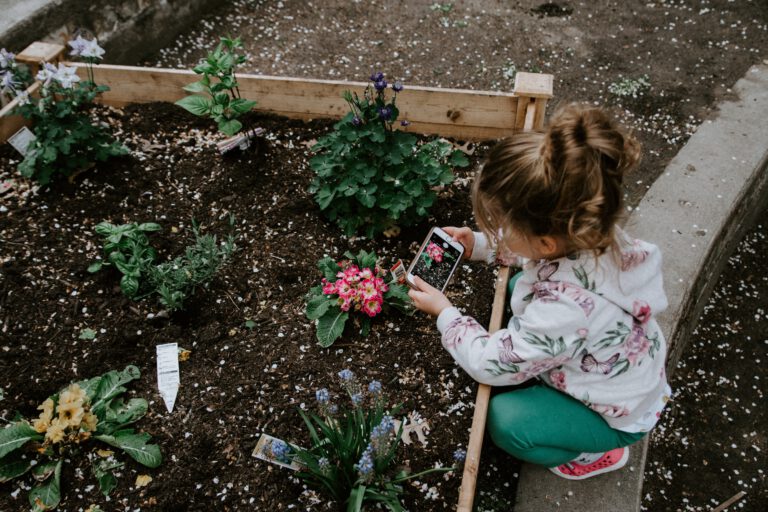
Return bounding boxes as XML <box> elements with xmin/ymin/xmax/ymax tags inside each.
<box><xmin>443</xmin><ymin>226</ymin><xmax>474</xmax><ymax>260</ymax></box>
<box><xmin>407</xmin><ymin>276</ymin><xmax>453</xmax><ymax>317</ymax></box>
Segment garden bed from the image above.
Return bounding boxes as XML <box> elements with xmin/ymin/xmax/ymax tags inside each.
<box><xmin>0</xmin><ymin>101</ymin><xmax>518</xmax><ymax>510</ymax></box>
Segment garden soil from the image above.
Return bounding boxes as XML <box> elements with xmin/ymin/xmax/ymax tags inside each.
<box><xmin>0</xmin><ymin>103</ymin><xmax>503</xmax><ymax>511</ymax></box>
<box><xmin>2</xmin><ymin>0</ymin><xmax>768</xmax><ymax>511</ymax></box>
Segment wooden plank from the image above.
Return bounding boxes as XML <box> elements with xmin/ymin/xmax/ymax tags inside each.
<box><xmin>16</xmin><ymin>42</ymin><xmax>66</xmax><ymax>74</ymax></box>
<box><xmin>64</xmin><ymin>63</ymin><xmax>521</xmax><ymax>141</ymax></box>
<box><xmin>533</xmin><ymin>97</ymin><xmax>548</xmax><ymax>130</ymax></box>
<box><xmin>514</xmin><ymin>96</ymin><xmax>530</xmax><ymax>132</ymax></box>
<box><xmin>457</xmin><ymin>266</ymin><xmax>511</xmax><ymax>511</ymax></box>
<box><xmin>0</xmin><ymin>82</ymin><xmax>39</xmax><ymax>142</ymax></box>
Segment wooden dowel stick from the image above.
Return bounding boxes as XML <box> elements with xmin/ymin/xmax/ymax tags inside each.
<box><xmin>457</xmin><ymin>97</ymin><xmax>542</xmax><ymax>511</ymax></box>
<box><xmin>711</xmin><ymin>491</ymin><xmax>747</xmax><ymax>512</ymax></box>
<box><xmin>457</xmin><ymin>266</ymin><xmax>510</xmax><ymax>511</ymax></box>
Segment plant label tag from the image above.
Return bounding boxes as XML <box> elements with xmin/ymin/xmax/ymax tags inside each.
<box><xmin>8</xmin><ymin>126</ymin><xmax>36</xmax><ymax>156</ymax></box>
<box><xmin>252</xmin><ymin>434</ymin><xmax>303</xmax><ymax>471</ymax></box>
<box><xmin>156</xmin><ymin>343</ymin><xmax>180</xmax><ymax>413</ymax></box>
<box><xmin>390</xmin><ymin>259</ymin><xmax>406</xmax><ymax>284</ymax></box>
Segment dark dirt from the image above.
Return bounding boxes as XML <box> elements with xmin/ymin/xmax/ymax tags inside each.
<box><xmin>0</xmin><ymin>102</ymin><xmax>505</xmax><ymax>510</ymax></box>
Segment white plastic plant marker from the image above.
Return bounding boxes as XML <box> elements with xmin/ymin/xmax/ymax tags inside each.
<box><xmin>8</xmin><ymin>126</ymin><xmax>36</xmax><ymax>156</ymax></box>
<box><xmin>156</xmin><ymin>343</ymin><xmax>180</xmax><ymax>413</ymax></box>
<box><xmin>252</xmin><ymin>434</ymin><xmax>303</xmax><ymax>471</ymax></box>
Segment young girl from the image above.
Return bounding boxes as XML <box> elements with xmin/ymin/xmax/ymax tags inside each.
<box><xmin>408</xmin><ymin>104</ymin><xmax>671</xmax><ymax>480</ymax></box>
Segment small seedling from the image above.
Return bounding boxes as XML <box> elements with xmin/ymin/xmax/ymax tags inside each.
<box><xmin>79</xmin><ymin>328</ymin><xmax>97</xmax><ymax>340</ymax></box>
<box><xmin>244</xmin><ymin>319</ymin><xmax>257</xmax><ymax>330</ymax></box>
<box><xmin>608</xmin><ymin>75</ymin><xmax>651</xmax><ymax>98</ymax></box>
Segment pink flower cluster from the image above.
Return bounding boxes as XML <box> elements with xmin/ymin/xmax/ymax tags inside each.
<box><xmin>426</xmin><ymin>242</ymin><xmax>444</xmax><ymax>263</ymax></box>
<box><xmin>322</xmin><ymin>263</ymin><xmax>389</xmax><ymax>317</ymax></box>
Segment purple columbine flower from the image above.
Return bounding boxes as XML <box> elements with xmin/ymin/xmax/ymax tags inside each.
<box><xmin>400</xmin><ymin>120</ymin><xmax>410</xmax><ymax>127</ymax></box>
<box><xmin>378</xmin><ymin>107</ymin><xmax>392</xmax><ymax>121</ymax></box>
<box><xmin>338</xmin><ymin>369</ymin><xmax>355</xmax><ymax>381</ymax></box>
<box><xmin>392</xmin><ymin>81</ymin><xmax>404</xmax><ymax>92</ymax></box>
<box><xmin>68</xmin><ymin>35</ymin><xmax>89</xmax><ymax>57</ymax></box>
<box><xmin>374</xmin><ymin>79</ymin><xmax>388</xmax><ymax>91</ymax></box>
<box><xmin>370</xmin><ymin>71</ymin><xmax>384</xmax><ymax>82</ymax></box>
<box><xmin>0</xmin><ymin>70</ymin><xmax>18</xmax><ymax>94</ymax></box>
<box><xmin>0</xmin><ymin>48</ymin><xmax>15</xmax><ymax>69</ymax></box>
<box><xmin>351</xmin><ymin>115</ymin><xmax>362</xmax><ymax>127</ymax></box>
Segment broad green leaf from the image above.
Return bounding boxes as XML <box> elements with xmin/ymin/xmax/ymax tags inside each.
<box><xmin>120</xmin><ymin>274</ymin><xmax>139</xmax><ymax>297</ymax></box>
<box><xmin>317</xmin><ymin>257</ymin><xmax>340</xmax><ymax>281</ymax></box>
<box><xmin>316</xmin><ymin>187</ymin><xmax>336</xmax><ymax>210</ymax></box>
<box><xmin>0</xmin><ymin>451</ymin><xmax>33</xmax><ymax>483</ymax></box>
<box><xmin>449</xmin><ymin>150</ymin><xmax>469</xmax><ymax>167</ymax></box>
<box><xmin>32</xmin><ymin>460</ymin><xmax>58</xmax><ymax>482</ymax></box>
<box><xmin>92</xmin><ymin>458</ymin><xmax>123</xmax><ymax>497</ymax></box>
<box><xmin>0</xmin><ymin>422</ymin><xmax>42</xmax><ymax>459</ymax></box>
<box><xmin>230</xmin><ymin>98</ymin><xmax>257</xmax><ymax>114</ymax></box>
<box><xmin>306</xmin><ymin>295</ymin><xmax>332</xmax><ymax>321</ymax></box>
<box><xmin>384</xmin><ymin>284</ymin><xmax>411</xmax><ymax>303</ymax></box>
<box><xmin>316</xmin><ymin>310</ymin><xmax>348</xmax><ymax>348</ymax></box>
<box><xmin>175</xmin><ymin>95</ymin><xmax>213</xmax><ymax>117</ymax></box>
<box><xmin>182</xmin><ymin>80</ymin><xmax>208</xmax><ymax>93</ymax></box>
<box><xmin>94</xmin><ymin>222</ymin><xmax>114</xmax><ymax>236</ymax></box>
<box><xmin>357</xmin><ymin>250</ymin><xmax>377</xmax><ymax>271</ymax></box>
<box><xmin>96</xmin><ymin>431</ymin><xmax>162</xmax><ymax>468</ymax></box>
<box><xmin>28</xmin><ymin>460</ymin><xmax>61</xmax><ymax>512</ymax></box>
<box><xmin>105</xmin><ymin>398</ymin><xmax>148</xmax><ymax>426</ymax></box>
<box><xmin>218</xmin><ymin>118</ymin><xmax>242</xmax><ymax>136</ymax></box>
<box><xmin>91</xmin><ymin>366</ymin><xmax>141</xmax><ymax>415</ymax></box>
<box><xmin>137</xmin><ymin>223</ymin><xmax>162</xmax><ymax>232</ymax></box>
<box><xmin>87</xmin><ymin>261</ymin><xmax>103</xmax><ymax>273</ymax></box>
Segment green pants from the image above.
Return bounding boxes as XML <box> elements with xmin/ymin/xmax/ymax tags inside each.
<box><xmin>493</xmin><ymin>272</ymin><xmax>645</xmax><ymax>467</ymax></box>
<box><xmin>487</xmin><ymin>384</ymin><xmax>645</xmax><ymax>467</ymax></box>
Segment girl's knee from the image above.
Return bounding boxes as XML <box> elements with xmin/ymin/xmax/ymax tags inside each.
<box><xmin>487</xmin><ymin>393</ymin><xmax>531</xmax><ymax>451</ymax></box>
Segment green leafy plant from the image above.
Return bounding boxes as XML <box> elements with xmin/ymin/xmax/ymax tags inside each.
<box><xmin>147</xmin><ymin>220</ymin><xmax>237</xmax><ymax>311</ymax></box>
<box><xmin>88</xmin><ymin>221</ymin><xmax>161</xmax><ymax>298</ymax></box>
<box><xmin>89</xmin><ymin>218</ymin><xmax>236</xmax><ymax>311</ymax></box>
<box><xmin>0</xmin><ymin>366</ymin><xmax>161</xmax><ymax>511</ymax></box>
<box><xmin>13</xmin><ymin>37</ymin><xmax>128</xmax><ymax>185</ymax></box>
<box><xmin>175</xmin><ymin>36</ymin><xmax>257</xmax><ymax>137</ymax></box>
<box><xmin>608</xmin><ymin>75</ymin><xmax>651</xmax><ymax>98</ymax></box>
<box><xmin>305</xmin><ymin>249</ymin><xmax>411</xmax><ymax>347</ymax></box>
<box><xmin>308</xmin><ymin>71</ymin><xmax>469</xmax><ymax>237</ymax></box>
<box><xmin>287</xmin><ymin>370</ymin><xmax>454</xmax><ymax>511</ymax></box>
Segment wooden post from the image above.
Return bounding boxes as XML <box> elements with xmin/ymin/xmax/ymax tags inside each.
<box><xmin>456</xmin><ymin>71</ymin><xmax>553</xmax><ymax>512</ymax></box>
<box><xmin>16</xmin><ymin>42</ymin><xmax>66</xmax><ymax>74</ymax></box>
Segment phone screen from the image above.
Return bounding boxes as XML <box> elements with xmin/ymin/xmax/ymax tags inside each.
<box><xmin>410</xmin><ymin>231</ymin><xmax>462</xmax><ymax>291</ymax></box>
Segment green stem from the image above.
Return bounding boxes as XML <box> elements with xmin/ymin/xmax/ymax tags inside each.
<box><xmin>391</xmin><ymin>466</ymin><xmax>456</xmax><ymax>483</ymax></box>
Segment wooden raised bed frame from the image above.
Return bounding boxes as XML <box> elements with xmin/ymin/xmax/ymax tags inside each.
<box><xmin>0</xmin><ymin>46</ymin><xmax>552</xmax><ymax>511</ymax></box>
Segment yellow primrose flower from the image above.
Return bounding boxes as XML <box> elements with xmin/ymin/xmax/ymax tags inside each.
<box><xmin>57</xmin><ymin>400</ymin><xmax>85</xmax><ymax>428</ymax></box>
<box><xmin>59</xmin><ymin>383</ymin><xmax>87</xmax><ymax>405</ymax></box>
<box><xmin>82</xmin><ymin>411</ymin><xmax>98</xmax><ymax>432</ymax></box>
<box><xmin>45</xmin><ymin>418</ymin><xmax>67</xmax><ymax>444</ymax></box>
<box><xmin>33</xmin><ymin>398</ymin><xmax>55</xmax><ymax>433</ymax></box>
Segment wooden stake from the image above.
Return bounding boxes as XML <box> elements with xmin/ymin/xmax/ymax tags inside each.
<box><xmin>711</xmin><ymin>491</ymin><xmax>746</xmax><ymax>512</ymax></box>
<box><xmin>457</xmin><ymin>266</ymin><xmax>510</xmax><ymax>511</ymax></box>
<box><xmin>456</xmin><ymin>92</ymin><xmax>548</xmax><ymax>511</ymax></box>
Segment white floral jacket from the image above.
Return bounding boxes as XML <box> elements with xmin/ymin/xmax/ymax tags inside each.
<box><xmin>436</xmin><ymin>231</ymin><xmax>671</xmax><ymax>432</ymax></box>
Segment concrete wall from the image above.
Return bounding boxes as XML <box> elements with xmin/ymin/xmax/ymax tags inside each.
<box><xmin>0</xmin><ymin>0</ymin><xmax>219</xmax><ymax>64</ymax></box>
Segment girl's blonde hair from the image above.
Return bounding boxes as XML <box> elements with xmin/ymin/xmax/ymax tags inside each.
<box><xmin>472</xmin><ymin>103</ymin><xmax>640</xmax><ymax>256</ymax></box>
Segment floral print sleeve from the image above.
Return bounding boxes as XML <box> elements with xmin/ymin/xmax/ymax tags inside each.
<box><xmin>436</xmin><ymin>297</ymin><xmax>588</xmax><ymax>386</ymax></box>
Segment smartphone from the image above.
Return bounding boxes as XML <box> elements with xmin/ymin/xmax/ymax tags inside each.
<box><xmin>406</xmin><ymin>227</ymin><xmax>465</xmax><ymax>292</ymax></box>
